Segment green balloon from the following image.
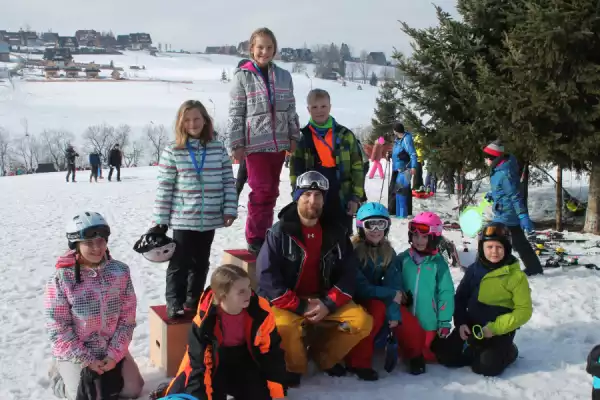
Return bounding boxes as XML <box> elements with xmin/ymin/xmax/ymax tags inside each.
<box><xmin>459</xmin><ymin>208</ymin><xmax>483</xmax><ymax>238</ymax></box>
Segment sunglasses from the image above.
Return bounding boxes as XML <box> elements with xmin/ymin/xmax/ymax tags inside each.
<box><xmin>409</xmin><ymin>222</ymin><xmax>442</xmax><ymax>235</ymax></box>
<box><xmin>358</xmin><ymin>218</ymin><xmax>389</xmax><ymax>232</ymax></box>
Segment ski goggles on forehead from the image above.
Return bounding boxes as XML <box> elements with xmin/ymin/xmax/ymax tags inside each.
<box><xmin>409</xmin><ymin>222</ymin><xmax>443</xmax><ymax>235</ymax></box>
<box><xmin>67</xmin><ymin>225</ymin><xmax>110</xmax><ymax>242</ymax></box>
<box><xmin>358</xmin><ymin>218</ymin><xmax>389</xmax><ymax>231</ymax></box>
<box><xmin>296</xmin><ymin>171</ymin><xmax>329</xmax><ymax>191</ymax></box>
<box><xmin>481</xmin><ymin>224</ymin><xmax>511</xmax><ymax>239</ymax></box>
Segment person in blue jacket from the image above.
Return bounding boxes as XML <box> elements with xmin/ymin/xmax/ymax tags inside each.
<box><xmin>387</xmin><ymin>122</ymin><xmax>418</xmax><ymax>217</ymax></box>
<box><xmin>89</xmin><ymin>151</ymin><xmax>101</xmax><ymax>183</ymax></box>
<box><xmin>587</xmin><ymin>345</ymin><xmax>600</xmax><ymax>400</ymax></box>
<box><xmin>482</xmin><ymin>140</ymin><xmax>543</xmax><ymax>276</ymax></box>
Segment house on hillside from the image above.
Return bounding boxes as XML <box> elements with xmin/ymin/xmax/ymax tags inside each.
<box><xmin>99</xmin><ymin>34</ymin><xmax>117</xmax><ymax>49</ymax></box>
<box><xmin>116</xmin><ymin>35</ymin><xmax>130</xmax><ymax>49</ymax></box>
<box><xmin>41</xmin><ymin>32</ymin><xmax>59</xmax><ymax>46</ymax></box>
<box><xmin>21</xmin><ymin>31</ymin><xmax>39</xmax><ymax>47</ymax></box>
<box><xmin>44</xmin><ymin>48</ymin><xmax>73</xmax><ymax>67</ymax></box>
<box><xmin>76</xmin><ymin>30</ymin><xmax>100</xmax><ymax>47</ymax></box>
<box><xmin>44</xmin><ymin>62</ymin><xmax>60</xmax><ymax>78</ymax></box>
<box><xmin>2</xmin><ymin>32</ymin><xmax>23</xmax><ymax>47</ymax></box>
<box><xmin>59</xmin><ymin>36</ymin><xmax>79</xmax><ymax>50</ymax></box>
<box><xmin>367</xmin><ymin>52</ymin><xmax>387</xmax><ymax>66</ymax></box>
<box><xmin>85</xmin><ymin>63</ymin><xmax>101</xmax><ymax>78</ymax></box>
<box><xmin>129</xmin><ymin>33</ymin><xmax>152</xmax><ymax>50</ymax></box>
<box><xmin>64</xmin><ymin>63</ymin><xmax>81</xmax><ymax>78</ymax></box>
<box><xmin>0</xmin><ymin>41</ymin><xmax>10</xmax><ymax>62</ymax></box>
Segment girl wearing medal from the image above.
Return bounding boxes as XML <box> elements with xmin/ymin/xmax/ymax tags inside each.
<box><xmin>152</xmin><ymin>100</ymin><xmax>238</xmax><ymax>318</ymax></box>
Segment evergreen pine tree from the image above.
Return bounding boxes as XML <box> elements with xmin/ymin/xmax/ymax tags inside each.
<box><xmin>370</xmin><ymin>80</ymin><xmax>401</xmax><ymax>143</ymax></box>
<box><xmin>221</xmin><ymin>69</ymin><xmax>228</xmax><ymax>82</ymax></box>
<box><xmin>369</xmin><ymin>72</ymin><xmax>378</xmax><ymax>86</ymax></box>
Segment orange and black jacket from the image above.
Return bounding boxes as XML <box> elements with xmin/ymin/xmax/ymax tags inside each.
<box><xmin>164</xmin><ymin>288</ymin><xmax>288</xmax><ymax>400</ymax></box>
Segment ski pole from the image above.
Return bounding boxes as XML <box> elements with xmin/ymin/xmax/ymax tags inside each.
<box><xmin>379</xmin><ymin>159</ymin><xmax>389</xmax><ymax>203</ymax></box>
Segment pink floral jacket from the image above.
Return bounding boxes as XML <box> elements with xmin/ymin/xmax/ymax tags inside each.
<box><xmin>44</xmin><ymin>250</ymin><xmax>137</xmax><ymax>366</ymax></box>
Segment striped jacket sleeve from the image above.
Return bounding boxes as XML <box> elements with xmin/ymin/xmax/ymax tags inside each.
<box><xmin>227</xmin><ymin>72</ymin><xmax>247</xmax><ymax>150</ymax></box>
<box><xmin>153</xmin><ymin>146</ymin><xmax>177</xmax><ymax>226</ymax></box>
<box><xmin>221</xmin><ymin>145</ymin><xmax>238</xmax><ymax>216</ymax></box>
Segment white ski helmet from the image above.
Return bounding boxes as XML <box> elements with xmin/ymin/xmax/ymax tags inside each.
<box><xmin>133</xmin><ymin>232</ymin><xmax>176</xmax><ymax>263</ymax></box>
<box><xmin>66</xmin><ymin>211</ymin><xmax>110</xmax><ymax>249</ymax></box>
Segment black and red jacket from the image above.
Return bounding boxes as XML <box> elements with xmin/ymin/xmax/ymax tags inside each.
<box><xmin>164</xmin><ymin>288</ymin><xmax>288</xmax><ymax>399</ymax></box>
<box><xmin>256</xmin><ymin>202</ymin><xmax>358</xmax><ymax>314</ymax></box>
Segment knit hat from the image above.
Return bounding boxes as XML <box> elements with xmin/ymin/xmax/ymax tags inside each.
<box><xmin>483</xmin><ymin>140</ymin><xmax>504</xmax><ymax>158</ymax></box>
<box><xmin>293</xmin><ymin>171</ymin><xmax>329</xmax><ymax>202</ymax></box>
<box><xmin>392</xmin><ymin>121</ymin><xmax>405</xmax><ymax>134</ymax></box>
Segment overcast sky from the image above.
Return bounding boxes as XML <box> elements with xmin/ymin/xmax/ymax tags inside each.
<box><xmin>2</xmin><ymin>0</ymin><xmax>458</xmax><ymax>56</ymax></box>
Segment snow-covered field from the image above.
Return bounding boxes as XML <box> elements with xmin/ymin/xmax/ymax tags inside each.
<box><xmin>0</xmin><ymin>163</ymin><xmax>599</xmax><ymax>399</ymax></box>
<box><xmin>0</xmin><ymin>51</ymin><xmax>379</xmax><ymax>138</ymax></box>
<box><xmin>1</xmin><ymin>50</ymin><xmax>599</xmax><ymax>399</ymax></box>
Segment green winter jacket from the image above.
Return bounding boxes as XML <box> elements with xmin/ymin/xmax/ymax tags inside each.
<box><xmin>398</xmin><ymin>249</ymin><xmax>455</xmax><ymax>331</ymax></box>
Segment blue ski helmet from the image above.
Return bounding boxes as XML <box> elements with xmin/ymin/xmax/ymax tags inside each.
<box><xmin>159</xmin><ymin>395</ymin><xmax>200</xmax><ymax>400</ymax></box>
<box><xmin>356</xmin><ymin>202</ymin><xmax>391</xmax><ymax>237</ymax></box>
<box><xmin>356</xmin><ymin>202</ymin><xmax>390</xmax><ymax>222</ymax></box>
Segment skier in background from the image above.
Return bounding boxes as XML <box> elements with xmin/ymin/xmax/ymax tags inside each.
<box><xmin>108</xmin><ymin>144</ymin><xmax>122</xmax><ymax>182</ymax></box>
<box><xmin>89</xmin><ymin>151</ymin><xmax>101</xmax><ymax>183</ymax></box>
<box><xmin>65</xmin><ymin>145</ymin><xmax>78</xmax><ymax>183</ymax></box>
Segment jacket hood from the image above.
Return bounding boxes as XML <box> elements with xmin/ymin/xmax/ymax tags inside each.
<box><xmin>56</xmin><ymin>250</ymin><xmax>78</xmax><ymax>269</ymax></box>
<box><xmin>235</xmin><ymin>59</ymin><xmax>258</xmax><ymax>73</ymax></box>
<box><xmin>492</xmin><ymin>154</ymin><xmax>518</xmax><ymax>175</ymax></box>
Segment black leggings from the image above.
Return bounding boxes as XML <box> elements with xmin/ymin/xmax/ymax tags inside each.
<box><xmin>212</xmin><ymin>346</ymin><xmax>272</xmax><ymax>400</ymax></box>
<box><xmin>166</xmin><ymin>229</ymin><xmax>215</xmax><ymax>309</ymax></box>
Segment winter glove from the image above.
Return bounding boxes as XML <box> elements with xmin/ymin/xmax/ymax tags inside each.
<box><xmin>437</xmin><ymin>327</ymin><xmax>451</xmax><ymax>338</ymax></box>
<box><xmin>147</xmin><ymin>224</ymin><xmax>168</xmax><ymax>235</ymax></box>
<box><xmin>402</xmin><ymin>291</ymin><xmax>414</xmax><ymax>307</ymax></box>
<box><xmin>519</xmin><ymin>214</ymin><xmax>534</xmax><ymax>234</ymax></box>
<box><xmin>484</xmin><ymin>192</ymin><xmax>493</xmax><ymax>203</ymax></box>
<box><xmin>587</xmin><ymin>345</ymin><xmax>600</xmax><ymax>377</ymax></box>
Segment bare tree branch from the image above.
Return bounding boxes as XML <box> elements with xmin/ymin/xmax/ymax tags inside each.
<box><xmin>84</xmin><ymin>124</ymin><xmax>115</xmax><ymax>163</ymax></box>
<box><xmin>123</xmin><ymin>139</ymin><xmax>144</xmax><ymax>167</ymax></box>
<box><xmin>12</xmin><ymin>134</ymin><xmax>39</xmax><ymax>172</ymax></box>
<box><xmin>0</xmin><ymin>127</ymin><xmax>10</xmax><ymax>175</ymax></box>
<box><xmin>39</xmin><ymin>129</ymin><xmax>75</xmax><ymax>170</ymax></box>
<box><xmin>145</xmin><ymin>124</ymin><xmax>168</xmax><ymax>164</ymax></box>
<box><xmin>358</xmin><ymin>51</ymin><xmax>371</xmax><ymax>84</ymax></box>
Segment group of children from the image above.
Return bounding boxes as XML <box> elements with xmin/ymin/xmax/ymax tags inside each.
<box><xmin>41</xmin><ymin>24</ymin><xmax>597</xmax><ymax>400</ymax></box>
<box><xmin>43</xmin><ymin>204</ymin><xmax>535</xmax><ymax>400</ymax></box>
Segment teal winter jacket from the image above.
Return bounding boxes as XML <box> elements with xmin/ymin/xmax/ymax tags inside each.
<box><xmin>355</xmin><ymin>253</ymin><xmax>404</xmax><ymax>323</ymax></box>
<box><xmin>398</xmin><ymin>249</ymin><xmax>455</xmax><ymax>331</ymax></box>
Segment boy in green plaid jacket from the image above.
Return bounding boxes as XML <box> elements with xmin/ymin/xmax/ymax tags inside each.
<box><xmin>289</xmin><ymin>89</ymin><xmax>366</xmax><ymax>235</ymax></box>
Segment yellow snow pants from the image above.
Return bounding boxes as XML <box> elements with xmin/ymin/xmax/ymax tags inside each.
<box><xmin>272</xmin><ymin>301</ymin><xmax>373</xmax><ymax>374</ymax></box>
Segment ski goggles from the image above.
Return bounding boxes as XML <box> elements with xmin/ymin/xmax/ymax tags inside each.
<box><xmin>358</xmin><ymin>218</ymin><xmax>389</xmax><ymax>232</ymax></box>
<box><xmin>296</xmin><ymin>170</ymin><xmax>329</xmax><ymax>191</ymax></box>
<box><xmin>480</xmin><ymin>224</ymin><xmax>512</xmax><ymax>242</ymax></box>
<box><xmin>409</xmin><ymin>222</ymin><xmax>443</xmax><ymax>235</ymax></box>
<box><xmin>67</xmin><ymin>225</ymin><xmax>111</xmax><ymax>242</ymax></box>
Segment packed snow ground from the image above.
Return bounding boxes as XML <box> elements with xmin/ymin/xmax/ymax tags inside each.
<box><xmin>0</xmin><ymin>162</ymin><xmax>599</xmax><ymax>399</ymax></box>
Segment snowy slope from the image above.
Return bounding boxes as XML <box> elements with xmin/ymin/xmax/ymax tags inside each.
<box><xmin>0</xmin><ymin>162</ymin><xmax>598</xmax><ymax>399</ymax></box>
<box><xmin>0</xmin><ymin>51</ymin><xmax>377</xmax><ymax>138</ymax></box>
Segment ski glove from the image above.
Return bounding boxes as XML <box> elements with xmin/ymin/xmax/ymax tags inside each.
<box><xmin>587</xmin><ymin>345</ymin><xmax>600</xmax><ymax>377</ymax></box>
<box><xmin>148</xmin><ymin>224</ymin><xmax>168</xmax><ymax>235</ymax></box>
<box><xmin>519</xmin><ymin>214</ymin><xmax>534</xmax><ymax>233</ymax></box>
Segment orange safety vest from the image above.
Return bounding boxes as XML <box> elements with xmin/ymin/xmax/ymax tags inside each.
<box><xmin>309</xmin><ymin>126</ymin><xmax>336</xmax><ymax>167</ymax></box>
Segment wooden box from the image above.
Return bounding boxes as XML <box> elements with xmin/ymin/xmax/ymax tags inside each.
<box><xmin>221</xmin><ymin>249</ymin><xmax>258</xmax><ymax>289</ymax></box>
<box><xmin>149</xmin><ymin>305</ymin><xmax>195</xmax><ymax>377</ymax></box>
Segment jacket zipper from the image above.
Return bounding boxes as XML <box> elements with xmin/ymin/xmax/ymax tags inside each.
<box><xmin>247</xmin><ymin>121</ymin><xmax>251</xmax><ymax>146</ymax></box>
<box><xmin>413</xmin><ymin>265</ymin><xmax>421</xmax><ymax>315</ymax></box>
<box><xmin>254</xmin><ymin>66</ymin><xmax>278</xmax><ymax>152</ymax></box>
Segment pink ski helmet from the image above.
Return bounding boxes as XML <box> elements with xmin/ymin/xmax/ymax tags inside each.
<box><xmin>408</xmin><ymin>211</ymin><xmax>443</xmax><ymax>252</ymax></box>
<box><xmin>377</xmin><ymin>136</ymin><xmax>385</xmax><ymax>145</ymax></box>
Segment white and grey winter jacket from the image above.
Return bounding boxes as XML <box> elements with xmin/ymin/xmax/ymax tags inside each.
<box><xmin>227</xmin><ymin>59</ymin><xmax>301</xmax><ymax>154</ymax></box>
<box><xmin>152</xmin><ymin>139</ymin><xmax>237</xmax><ymax>232</ymax></box>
